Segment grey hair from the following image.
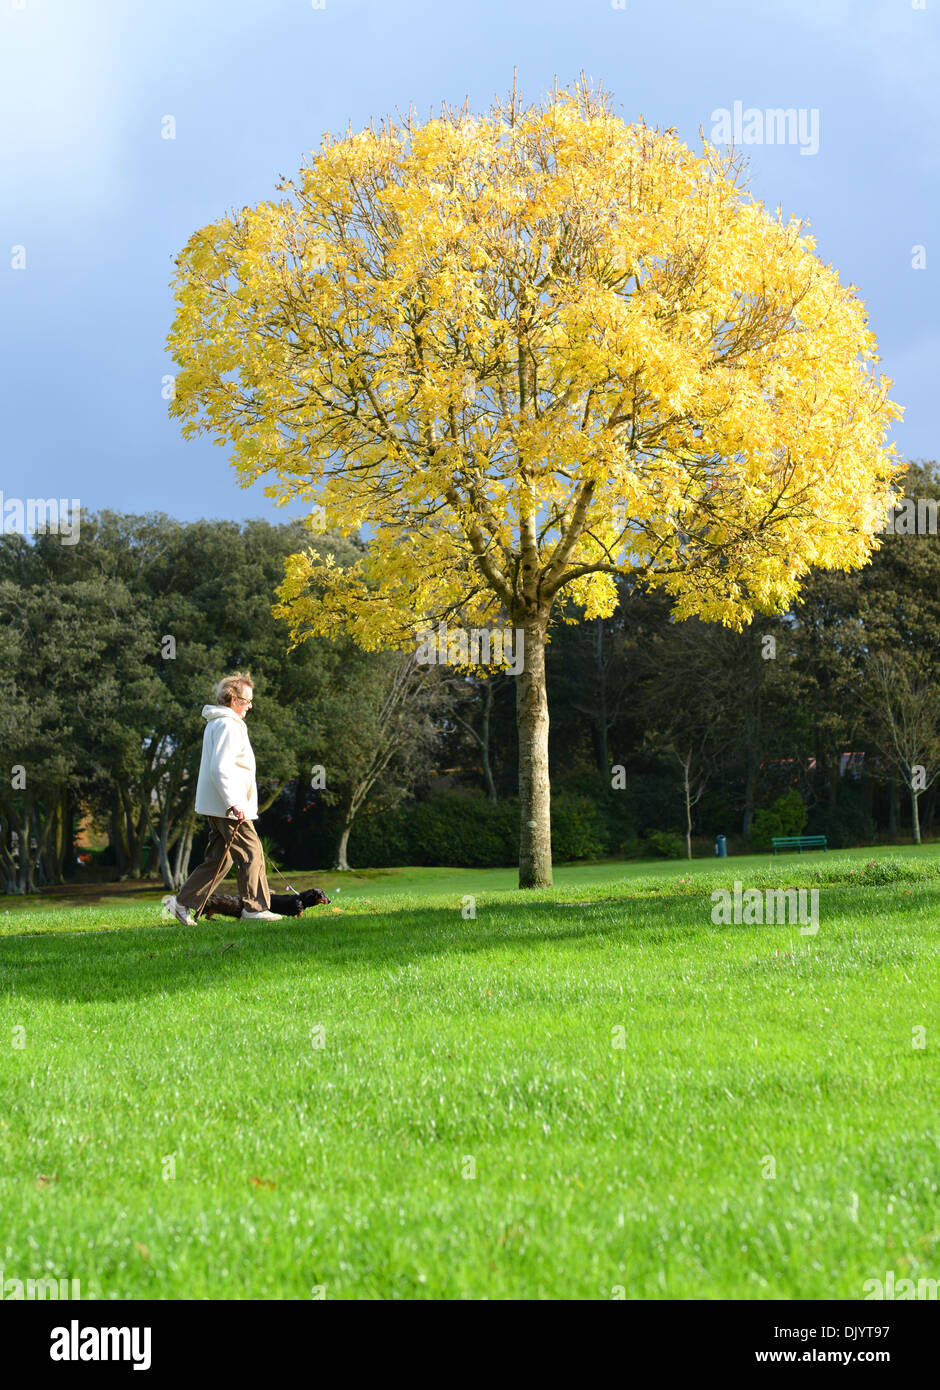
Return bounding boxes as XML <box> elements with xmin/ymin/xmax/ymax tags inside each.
<box><xmin>214</xmin><ymin>672</ymin><xmax>253</xmax><ymax>707</ymax></box>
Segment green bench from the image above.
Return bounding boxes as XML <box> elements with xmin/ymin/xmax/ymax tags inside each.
<box><xmin>771</xmin><ymin>835</ymin><xmax>828</xmax><ymax>855</ymax></box>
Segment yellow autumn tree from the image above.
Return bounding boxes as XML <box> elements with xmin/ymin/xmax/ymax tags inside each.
<box><xmin>167</xmin><ymin>77</ymin><xmax>901</xmax><ymax>888</ymax></box>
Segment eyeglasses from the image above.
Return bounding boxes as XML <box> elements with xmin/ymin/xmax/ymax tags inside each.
<box><xmin>234</xmin><ymin>693</ymin><xmax>253</xmax><ymax>707</ymax></box>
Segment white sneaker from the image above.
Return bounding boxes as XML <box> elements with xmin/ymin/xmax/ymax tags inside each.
<box><xmin>167</xmin><ymin>895</ymin><xmax>196</xmax><ymax>926</ymax></box>
<box><xmin>239</xmin><ymin>908</ymin><xmax>283</xmax><ymax>921</ymax></box>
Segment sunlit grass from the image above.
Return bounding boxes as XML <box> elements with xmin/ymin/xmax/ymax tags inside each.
<box><xmin>1</xmin><ymin>852</ymin><xmax>937</xmax><ymax>1298</ymax></box>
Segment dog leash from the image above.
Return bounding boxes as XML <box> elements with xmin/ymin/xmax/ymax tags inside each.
<box><xmin>261</xmin><ymin>843</ymin><xmax>298</xmax><ymax>897</ymax></box>
<box><xmin>261</xmin><ymin>842</ymin><xmax>338</xmax><ymax>904</ymax></box>
<box><xmin>193</xmin><ymin>819</ymin><xmax>242</xmax><ymax>922</ymax></box>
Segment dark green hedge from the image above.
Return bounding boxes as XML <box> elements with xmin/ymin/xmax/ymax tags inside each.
<box><xmin>349</xmin><ymin>790</ymin><xmax>616</xmax><ymax>868</ymax></box>
<box><xmin>805</xmin><ymin>781</ymin><xmax>876</xmax><ymax>849</ymax></box>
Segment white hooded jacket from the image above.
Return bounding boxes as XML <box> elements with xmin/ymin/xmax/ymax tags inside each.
<box><xmin>194</xmin><ymin>705</ymin><xmax>259</xmax><ymax>820</ymax></box>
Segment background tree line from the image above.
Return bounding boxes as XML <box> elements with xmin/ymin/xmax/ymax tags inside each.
<box><xmin>0</xmin><ymin>513</ymin><xmax>447</xmax><ymax>891</ymax></box>
<box><xmin>1</xmin><ymin>461</ymin><xmax>937</xmax><ymax>892</ymax></box>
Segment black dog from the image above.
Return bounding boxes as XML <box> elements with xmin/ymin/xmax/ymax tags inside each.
<box><xmin>201</xmin><ymin>886</ymin><xmax>330</xmax><ymax>920</ymax></box>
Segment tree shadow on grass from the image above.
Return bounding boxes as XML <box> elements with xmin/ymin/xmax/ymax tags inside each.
<box><xmin>0</xmin><ymin>895</ymin><xmax>711</xmax><ymax>1005</ymax></box>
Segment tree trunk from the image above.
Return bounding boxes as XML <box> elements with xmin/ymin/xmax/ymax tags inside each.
<box><xmin>515</xmin><ymin>615</ymin><xmax>552</xmax><ymax>888</ymax></box>
<box><xmin>110</xmin><ymin>794</ymin><xmax>130</xmax><ymax>876</ymax></box>
<box><xmin>335</xmin><ymin>820</ymin><xmax>352</xmax><ymax>872</ymax></box>
<box><xmin>15</xmin><ymin>802</ymin><xmax>35</xmax><ymax>893</ymax></box>
<box><xmin>115</xmin><ymin>783</ymin><xmax>146</xmax><ymax>880</ymax></box>
<box><xmin>813</xmin><ymin>739</ymin><xmax>826</xmax><ymax>807</ymax></box>
<box><xmin>0</xmin><ymin>820</ymin><xmax>17</xmax><ymax>892</ymax></box>
<box><xmin>170</xmin><ymin>810</ymin><xmax>196</xmax><ymax>889</ymax></box>
<box><xmin>911</xmin><ymin>786</ymin><xmax>921</xmax><ymax>845</ymax></box>
<box><xmin>121</xmin><ymin>785</ymin><xmax>138</xmax><ymax>880</ymax></box>
<box><xmin>133</xmin><ymin>804</ymin><xmax>150</xmax><ymax>879</ymax></box>
<box><xmin>57</xmin><ymin>792</ymin><xmax>73</xmax><ymax>882</ymax></box>
<box><xmin>39</xmin><ymin>792</ymin><xmax>72</xmax><ymax>886</ymax></box>
<box><xmin>156</xmin><ymin>818</ymin><xmax>172</xmax><ymax>890</ymax></box>
<box><xmin>593</xmin><ymin>620</ymin><xmax>609</xmax><ymax>777</ymax></box>
<box><xmin>683</xmin><ymin>757</ymin><xmax>693</xmax><ymax>860</ymax></box>
<box><xmin>29</xmin><ymin>804</ymin><xmax>44</xmax><ymax>888</ymax></box>
<box><xmin>742</xmin><ymin>746</ymin><xmax>759</xmax><ymax>840</ymax></box>
<box><xmin>480</xmin><ymin>682</ymin><xmax>497</xmax><ymax>804</ymax></box>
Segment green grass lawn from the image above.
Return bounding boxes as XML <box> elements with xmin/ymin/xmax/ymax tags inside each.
<box><xmin>1</xmin><ymin>849</ymin><xmax>938</xmax><ymax>1299</ymax></box>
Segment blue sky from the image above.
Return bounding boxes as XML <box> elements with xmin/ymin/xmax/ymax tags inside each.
<box><xmin>1</xmin><ymin>0</ymin><xmax>936</xmax><ymax>527</ymax></box>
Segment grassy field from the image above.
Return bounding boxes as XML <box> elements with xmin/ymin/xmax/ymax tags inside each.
<box><xmin>1</xmin><ymin>847</ymin><xmax>938</xmax><ymax>1299</ymax></box>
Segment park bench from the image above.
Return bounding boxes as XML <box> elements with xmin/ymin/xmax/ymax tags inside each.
<box><xmin>771</xmin><ymin>835</ymin><xmax>828</xmax><ymax>854</ymax></box>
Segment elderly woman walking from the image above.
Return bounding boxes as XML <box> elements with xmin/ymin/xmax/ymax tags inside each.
<box><xmin>167</xmin><ymin>672</ymin><xmax>282</xmax><ymax>925</ymax></box>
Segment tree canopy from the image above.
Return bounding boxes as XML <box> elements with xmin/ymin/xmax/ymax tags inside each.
<box><xmin>168</xmin><ymin>78</ymin><xmax>902</xmax><ymax>885</ymax></box>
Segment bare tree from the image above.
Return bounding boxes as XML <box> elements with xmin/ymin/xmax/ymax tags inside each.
<box><xmin>861</xmin><ymin>652</ymin><xmax>940</xmax><ymax>845</ymax></box>
<box><xmin>642</xmin><ymin>618</ymin><xmax>730</xmax><ymax>857</ymax></box>
<box><xmin>452</xmin><ymin>675</ymin><xmax>503</xmax><ymax>803</ymax></box>
<box><xmin>675</xmin><ymin>741</ymin><xmax>711</xmax><ymax>861</ymax></box>
<box><xmin>331</xmin><ymin>652</ymin><xmax>450</xmax><ymax>871</ymax></box>
<box><xmin>564</xmin><ymin>615</ymin><xmax>634</xmax><ymax>777</ymax></box>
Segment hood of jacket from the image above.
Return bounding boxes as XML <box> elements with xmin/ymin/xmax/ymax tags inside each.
<box><xmin>201</xmin><ymin>704</ymin><xmax>243</xmax><ymax>724</ymax></box>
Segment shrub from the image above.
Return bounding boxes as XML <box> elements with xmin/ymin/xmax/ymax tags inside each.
<box><xmin>550</xmin><ymin>792</ymin><xmax>607</xmax><ymax>861</ymax></box>
<box><xmin>352</xmin><ymin>792</ymin><xmax>517</xmax><ymax>868</ymax></box>
<box><xmin>413</xmin><ymin>794</ymin><xmax>518</xmax><ymax>867</ymax></box>
<box><xmin>593</xmin><ymin>782</ymin><xmax>638</xmax><ymax>856</ymax></box>
<box><xmin>751</xmin><ymin>790</ymin><xmax>808</xmax><ymax>849</ymax></box>
<box><xmin>698</xmin><ymin>789</ymin><xmax>737</xmax><ymax>837</ymax></box>
<box><xmin>805</xmin><ymin>781</ymin><xmax>876</xmax><ymax>849</ymax></box>
<box><xmin>631</xmin><ymin>772</ymin><xmax>683</xmax><ymax>833</ymax></box>
<box><xmin>347</xmin><ymin>790</ymin><xmax>609</xmax><ymax>868</ymax></box>
<box><xmin>646</xmin><ymin>829</ymin><xmax>685</xmax><ymax>858</ymax></box>
<box><xmin>776</xmin><ymin>790</ymin><xmax>809</xmax><ymax>835</ymax></box>
<box><xmin>342</xmin><ymin>814</ymin><xmax>406</xmax><ymax>868</ymax></box>
<box><xmin>616</xmin><ymin>835</ymin><xmax>642</xmax><ymax>859</ymax></box>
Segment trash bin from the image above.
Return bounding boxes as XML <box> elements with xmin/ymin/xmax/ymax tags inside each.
<box><xmin>715</xmin><ymin>834</ymin><xmax>727</xmax><ymax>858</ymax></box>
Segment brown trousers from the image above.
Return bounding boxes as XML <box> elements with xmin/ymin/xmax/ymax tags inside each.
<box><xmin>176</xmin><ymin>817</ymin><xmax>271</xmax><ymax>914</ymax></box>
